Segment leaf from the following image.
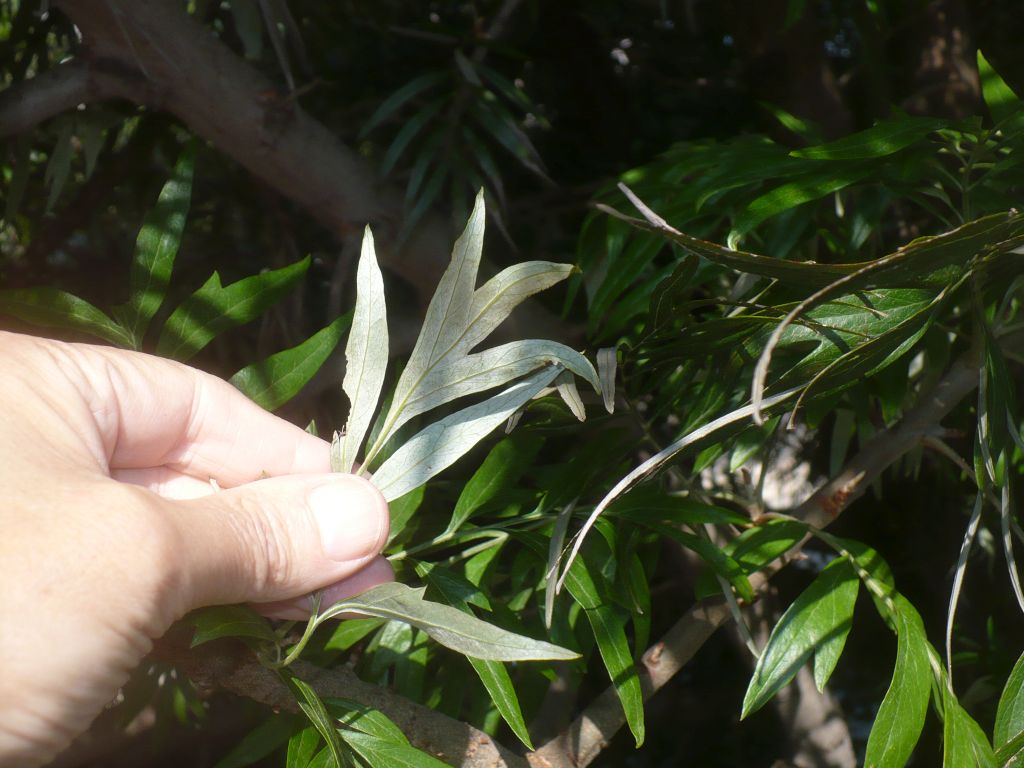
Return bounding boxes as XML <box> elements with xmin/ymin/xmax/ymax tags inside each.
<box><xmin>284</xmin><ymin>674</ymin><xmax>351</xmax><ymax>768</ymax></box>
<box><xmin>863</xmin><ymin>596</ymin><xmax>931</xmax><ymax>768</ymax></box>
<box><xmin>730</xmin><ymin>165</ymin><xmax>875</xmax><ymax>244</ymax></box>
<box><xmin>122</xmin><ymin>146</ymin><xmax>195</xmax><ymax>345</ymax></box>
<box><xmin>597</xmin><ymin>347</ymin><xmax>617</xmax><ymax>413</ymax></box>
<box><xmin>556</xmin><ymin>385</ymin><xmax>802</xmax><ymax>592</ymax></box>
<box><xmin>996</xmin><ymin>650</ymin><xmax>1024</xmax><ymax>750</ymax></box>
<box><xmin>372</xmin><ymin>194</ymin><xmax>581</xmax><ymax>457</ymax></box>
<box><xmin>360</xmin><ymin>71</ymin><xmax>447</xmax><ymax>138</ymax></box>
<box><xmin>943</xmin><ymin>687</ymin><xmax>996</xmax><ymax>768</ymax></box>
<box><xmin>287</xmin><ymin>726</ymin><xmax>322</xmax><ymax>768</ymax></box>
<box><xmin>552</xmin><ymin>538</ymin><xmax>644</xmax><ymax>746</ymax></box>
<box><xmin>339</xmin><ymin>731</ymin><xmax>451</xmax><ymax>768</ymax></box>
<box><xmin>316</xmin><ymin>581</ymin><xmax>578</xmax><ymax>662</ymax></box>
<box><xmin>791</xmin><ymin>116</ymin><xmax>946</xmax><ymax>161</ymax></box>
<box><xmin>978</xmin><ymin>51</ymin><xmax>1021</xmax><ymax>126</ymax></box>
<box><xmin>448</xmin><ymin>434</ymin><xmax>543</xmax><ymax>534</ymax></box>
<box><xmin>419</xmin><ymin>564</ymin><xmax>534</xmax><ymax>749</ymax></box>
<box><xmin>370</xmin><ymin>365</ymin><xmax>562</xmax><ymax>501</ymax></box>
<box><xmin>555</xmin><ymin>371</ymin><xmax>586</xmax><ymax>421</ymax></box>
<box><xmin>386</xmin><ymin>339</ymin><xmax>598</xmax><ymax>444</ymax></box>
<box><xmin>230</xmin><ymin>313</ymin><xmax>352</xmax><ymax>411</ymax></box>
<box><xmin>156</xmin><ymin>256</ymin><xmax>310</xmax><ymax>361</ymax></box>
<box><xmin>324</xmin><ymin>698</ymin><xmax>409</xmax><ymax>744</ymax></box>
<box><xmin>742</xmin><ymin>558</ymin><xmax>858</xmax><ymax>717</ymax></box>
<box><xmin>44</xmin><ymin>121</ymin><xmax>73</xmax><ymax>213</ymax></box>
<box><xmin>214</xmin><ymin>715</ymin><xmax>298</xmax><ymax>768</ymax></box>
<box><xmin>0</xmin><ymin>288</ymin><xmax>134</xmax><ymax>347</ymax></box>
<box><xmin>337</xmin><ymin>229</ymin><xmax>389</xmax><ymax>473</ymax></box>
<box><xmin>381</xmin><ymin>100</ymin><xmax>445</xmax><ymax>176</ymax></box>
<box><xmin>608</xmin><ymin>487</ymin><xmax>750</xmax><ymax>527</ymax></box>
<box><xmin>190</xmin><ymin>605</ymin><xmax>277</xmax><ymax>647</ymax></box>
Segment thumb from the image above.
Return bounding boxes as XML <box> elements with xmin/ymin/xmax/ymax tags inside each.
<box><xmin>165</xmin><ymin>473</ymin><xmax>390</xmax><ymax>608</ymax></box>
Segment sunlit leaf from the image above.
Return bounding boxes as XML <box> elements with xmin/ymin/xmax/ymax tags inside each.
<box><xmin>316</xmin><ymin>582</ymin><xmax>578</xmax><ymax>662</ymax></box>
<box><xmin>370</xmin><ymin>365</ymin><xmax>561</xmax><ymax>501</ymax></box>
<box><xmin>230</xmin><ymin>314</ymin><xmax>351</xmax><ymax>411</ymax></box>
<box><xmin>337</xmin><ymin>229</ymin><xmax>388</xmax><ymax>473</ymax></box>
<box><xmin>742</xmin><ymin>558</ymin><xmax>858</xmax><ymax>716</ymax></box>
<box><xmin>157</xmin><ymin>257</ymin><xmax>310</xmax><ymax>360</ymax></box>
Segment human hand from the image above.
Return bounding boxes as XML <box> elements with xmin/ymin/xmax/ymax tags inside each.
<box><xmin>0</xmin><ymin>331</ymin><xmax>391</xmax><ymax>766</ymax></box>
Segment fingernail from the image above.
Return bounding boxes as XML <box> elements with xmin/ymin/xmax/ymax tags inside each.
<box><xmin>308</xmin><ymin>477</ymin><xmax>387</xmax><ymax>561</ymax></box>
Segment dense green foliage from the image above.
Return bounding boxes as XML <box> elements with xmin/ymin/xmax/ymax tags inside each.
<box><xmin>4</xmin><ymin>2</ymin><xmax>1024</xmax><ymax>767</ymax></box>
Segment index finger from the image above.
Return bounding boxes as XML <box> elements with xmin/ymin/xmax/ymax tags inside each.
<box><xmin>64</xmin><ymin>339</ymin><xmax>332</xmax><ymax>485</ymax></box>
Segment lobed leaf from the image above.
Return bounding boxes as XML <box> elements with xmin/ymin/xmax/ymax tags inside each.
<box><xmin>370</xmin><ymin>365</ymin><xmax>561</xmax><ymax>501</ymax></box>
<box><xmin>157</xmin><ymin>257</ymin><xmax>310</xmax><ymax>360</ymax></box>
<box><xmin>742</xmin><ymin>558</ymin><xmax>858</xmax><ymax>717</ymax></box>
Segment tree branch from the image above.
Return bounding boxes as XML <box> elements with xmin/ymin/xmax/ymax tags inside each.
<box><xmin>0</xmin><ymin>60</ymin><xmax>137</xmax><ymax>137</ymax></box>
<box><xmin>166</xmin><ymin>635</ymin><xmax>528</xmax><ymax>768</ymax></box>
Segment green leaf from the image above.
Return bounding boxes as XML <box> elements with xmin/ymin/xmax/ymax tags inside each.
<box><xmin>370</xmin><ymin>365</ymin><xmax>562</xmax><ymax>501</ymax></box>
<box><xmin>418</xmin><ymin>564</ymin><xmax>533</xmax><ymax>749</ymax></box>
<box><xmin>317</xmin><ymin>582</ymin><xmax>579</xmax><ymax>662</ymax></box>
<box><xmin>230</xmin><ymin>313</ymin><xmax>351</xmax><ymax>411</ymax></box>
<box><xmin>978</xmin><ymin>51</ymin><xmax>1021</xmax><ymax>126</ymax></box>
<box><xmin>123</xmin><ymin>146</ymin><xmax>195</xmax><ymax>345</ymax></box>
<box><xmin>214</xmin><ymin>715</ymin><xmax>297</xmax><ymax>768</ymax></box>
<box><xmin>360</xmin><ymin>71</ymin><xmax>447</xmax><ymax>138</ymax></box>
<box><xmin>863</xmin><ymin>596</ymin><xmax>931</xmax><ymax>768</ymax></box>
<box><xmin>791</xmin><ymin>116</ymin><xmax>946</xmax><ymax>161</ymax></box>
<box><xmin>943</xmin><ymin>687</ymin><xmax>996</xmax><ymax>768</ymax></box>
<box><xmin>287</xmin><ymin>726</ymin><xmax>322</xmax><ymax>768</ymax></box>
<box><xmin>337</xmin><ymin>229</ymin><xmax>389</xmax><ymax>473</ymax></box>
<box><xmin>0</xmin><ymin>288</ymin><xmax>134</xmax><ymax>347</ymax></box>
<box><xmin>551</xmin><ymin>536</ymin><xmax>644</xmax><ymax>746</ymax></box>
<box><xmin>608</xmin><ymin>487</ymin><xmax>750</xmax><ymax>527</ymax></box>
<box><xmin>157</xmin><ymin>257</ymin><xmax>310</xmax><ymax>360</ymax></box>
<box><xmin>996</xmin><ymin>650</ymin><xmax>1024</xmax><ymax>750</ymax></box>
<box><xmin>189</xmin><ymin>605</ymin><xmax>277</xmax><ymax>647</ymax></box>
<box><xmin>585</xmin><ymin>603</ymin><xmax>645</xmax><ymax>746</ymax></box>
<box><xmin>339</xmin><ymin>731</ymin><xmax>451</xmax><ymax>768</ymax></box>
<box><xmin>284</xmin><ymin>674</ymin><xmax>351</xmax><ymax>768</ymax></box>
<box><xmin>324</xmin><ymin>698</ymin><xmax>409</xmax><ymax>744</ymax></box>
<box><xmin>730</xmin><ymin>165</ymin><xmax>875</xmax><ymax>243</ymax></box>
<box><xmin>448</xmin><ymin>434</ymin><xmax>543</xmax><ymax>534</ymax></box>
<box><xmin>742</xmin><ymin>558</ymin><xmax>858</xmax><ymax>717</ymax></box>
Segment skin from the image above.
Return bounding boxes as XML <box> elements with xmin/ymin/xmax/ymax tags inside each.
<box><xmin>0</xmin><ymin>331</ymin><xmax>392</xmax><ymax>766</ymax></box>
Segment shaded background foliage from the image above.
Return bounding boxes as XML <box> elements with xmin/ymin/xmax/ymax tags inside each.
<box><xmin>4</xmin><ymin>1</ymin><xmax>1024</xmax><ymax>767</ymax></box>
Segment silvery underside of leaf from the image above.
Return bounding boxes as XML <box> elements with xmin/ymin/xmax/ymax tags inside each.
<box><xmin>340</xmin><ymin>189</ymin><xmax>600</xmax><ymax>499</ymax></box>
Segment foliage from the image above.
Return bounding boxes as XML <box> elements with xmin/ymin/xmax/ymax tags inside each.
<box><xmin>5</xmin><ymin>2</ymin><xmax>1024</xmax><ymax>767</ymax></box>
